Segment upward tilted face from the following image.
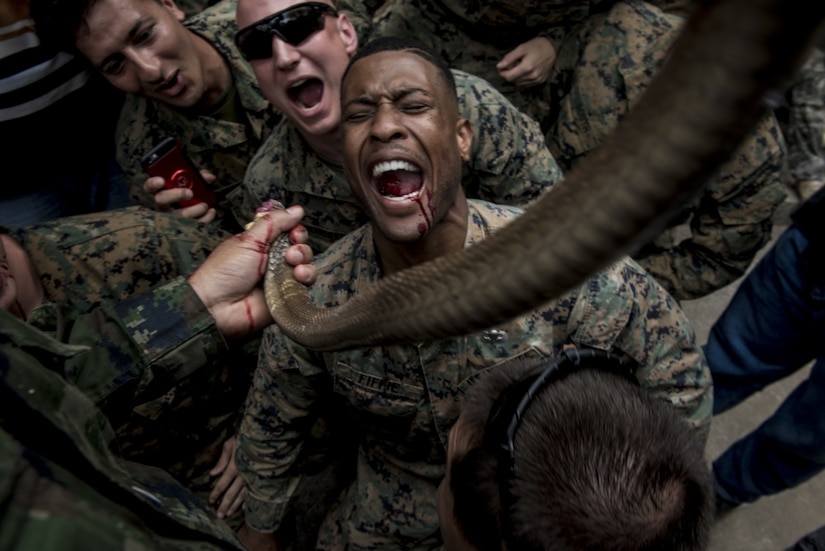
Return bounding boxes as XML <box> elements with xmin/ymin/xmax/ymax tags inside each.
<box><xmin>75</xmin><ymin>0</ymin><xmax>210</xmax><ymax>109</ymax></box>
<box><xmin>235</xmin><ymin>0</ymin><xmax>357</xmax><ymax>140</ymax></box>
<box><xmin>340</xmin><ymin>50</ymin><xmax>472</xmax><ymax>243</ymax></box>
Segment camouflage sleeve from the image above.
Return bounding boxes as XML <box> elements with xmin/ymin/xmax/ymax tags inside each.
<box><xmin>536</xmin><ymin>24</ymin><xmax>570</xmax><ymax>55</ymax></box>
<box><xmin>56</xmin><ymin>276</ymin><xmax>228</xmax><ymax>407</ymax></box>
<box><xmin>535</xmin><ymin>0</ymin><xmax>690</xmax><ymax>48</ymax></box>
<box><xmin>454</xmin><ymin>70</ymin><xmax>563</xmax><ymax>207</ymax></box>
<box><xmin>569</xmin><ymin>258</ymin><xmax>712</xmax><ymax>444</ymax></box>
<box><xmin>0</xmin><ymin>328</ymin><xmax>245</xmax><ymax>550</ymax></box>
<box><xmin>236</xmin><ymin>326</ymin><xmax>328</xmax><ymax>533</ymax></box>
<box><xmin>786</xmin><ymin>48</ymin><xmax>825</xmax><ymax>183</ymax></box>
<box><xmin>637</xmin><ymin>113</ymin><xmax>787</xmax><ymax>301</ymax></box>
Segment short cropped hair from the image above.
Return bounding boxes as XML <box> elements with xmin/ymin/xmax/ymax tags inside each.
<box><xmin>450</xmin><ymin>358</ymin><xmax>713</xmax><ymax>551</ymax></box>
<box><xmin>341</xmin><ymin>35</ymin><xmax>457</xmax><ymax>100</ymax></box>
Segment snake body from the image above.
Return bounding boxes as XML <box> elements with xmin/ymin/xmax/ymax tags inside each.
<box><xmin>265</xmin><ymin>0</ymin><xmax>825</xmax><ymax>352</ymax></box>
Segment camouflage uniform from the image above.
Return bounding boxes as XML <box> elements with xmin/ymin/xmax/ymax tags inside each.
<box><xmin>238</xmin><ymin>69</ymin><xmax>563</xmax><ymax>252</ymax></box>
<box><xmin>784</xmin><ymin>47</ymin><xmax>825</xmax><ymax>186</ymax></box>
<box><xmin>116</xmin><ymin>0</ymin><xmax>281</xmax><ymax>232</ymax></box>
<box><xmin>373</xmin><ymin>0</ymin><xmax>788</xmax><ymax>301</ymax></box>
<box><xmin>177</xmin><ymin>0</ymin><xmax>221</xmax><ymax>18</ymax></box>
<box><xmin>236</xmin><ymin>199</ymin><xmax>711</xmax><ymax>551</ymax></box>
<box><xmin>7</xmin><ymin>207</ymin><xmax>256</xmax><ymax>518</ymax></box>
<box><xmin>0</xmin><ymin>313</ymin><xmax>244</xmax><ymax>550</ymax></box>
<box><xmin>372</xmin><ymin>0</ymin><xmax>686</xmax><ymax>127</ymax></box>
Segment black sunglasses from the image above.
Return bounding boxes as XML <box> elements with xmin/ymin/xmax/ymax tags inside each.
<box><xmin>235</xmin><ymin>2</ymin><xmax>337</xmax><ymax>61</ymax></box>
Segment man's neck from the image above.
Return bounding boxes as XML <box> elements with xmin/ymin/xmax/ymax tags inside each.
<box><xmin>374</xmin><ymin>193</ymin><xmax>469</xmax><ymax>277</ymax></box>
<box><xmin>192</xmin><ymin>32</ymin><xmax>231</xmax><ymax>109</ymax></box>
<box><xmin>300</xmin><ymin>126</ymin><xmax>344</xmax><ymax>166</ymax></box>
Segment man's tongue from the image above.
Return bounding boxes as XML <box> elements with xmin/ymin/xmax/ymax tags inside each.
<box><xmin>377</xmin><ymin>170</ymin><xmax>422</xmax><ymax>198</ymax></box>
<box><xmin>291</xmin><ymin>79</ymin><xmax>323</xmax><ymax>109</ymax></box>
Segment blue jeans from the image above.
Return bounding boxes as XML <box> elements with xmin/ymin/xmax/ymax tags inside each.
<box><xmin>706</xmin><ymin>225</ymin><xmax>825</xmax><ymax>505</ymax></box>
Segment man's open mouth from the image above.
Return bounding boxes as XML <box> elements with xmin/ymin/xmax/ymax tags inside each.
<box><xmin>371</xmin><ymin>160</ymin><xmax>423</xmax><ymax>200</ymax></box>
<box><xmin>156</xmin><ymin>71</ymin><xmax>180</xmax><ymax>93</ymax></box>
<box><xmin>288</xmin><ymin>78</ymin><xmax>324</xmax><ymax>109</ymax></box>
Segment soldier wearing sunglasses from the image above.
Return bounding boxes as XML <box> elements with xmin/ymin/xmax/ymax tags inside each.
<box><xmin>233</xmin><ymin>0</ymin><xmax>564</xmax><ymax>254</ymax></box>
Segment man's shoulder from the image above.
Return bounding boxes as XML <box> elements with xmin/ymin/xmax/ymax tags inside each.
<box><xmin>246</xmin><ymin>122</ymin><xmax>340</xmax><ymax>181</ymax></box>
<box><xmin>184</xmin><ymin>0</ymin><xmax>238</xmax><ymax>38</ymax></box>
<box><xmin>469</xmin><ymin>199</ymin><xmax>523</xmax><ymax>226</ymax></box>
<box><xmin>578</xmin><ymin>256</ymin><xmax>678</xmax><ymax>313</ymax></box>
<box><xmin>451</xmin><ymin>68</ymin><xmax>537</xmax><ymax>138</ymax></box>
<box><xmin>451</xmin><ymin>68</ymin><xmax>507</xmax><ymax>102</ymax></box>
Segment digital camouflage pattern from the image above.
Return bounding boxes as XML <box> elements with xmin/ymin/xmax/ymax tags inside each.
<box><xmin>176</xmin><ymin>0</ymin><xmax>221</xmax><ymax>18</ymax></box>
<box><xmin>0</xmin><ymin>314</ymin><xmax>245</xmax><ymax>550</ymax></box>
<box><xmin>372</xmin><ymin>0</ymin><xmax>787</xmax><ymax>301</ymax></box>
<box><xmin>237</xmin><ymin>199</ymin><xmax>711</xmax><ymax>550</ymax></box>
<box><xmin>238</xmin><ymin>69</ymin><xmax>563</xmax><ymax>252</ymax></box>
<box><xmin>549</xmin><ymin>1</ymin><xmax>787</xmax><ymax>300</ymax></box>
<box><xmin>116</xmin><ymin>0</ymin><xmax>281</xmax><ymax>232</ymax></box>
<box><xmin>10</xmin><ymin>206</ymin><xmax>229</xmax><ymax>310</ymax></box>
<box><xmin>6</xmin><ymin>207</ymin><xmax>257</xmax><ymax>521</ymax></box>
<box><xmin>784</xmin><ymin>47</ymin><xmax>825</xmax><ymax>185</ymax></box>
<box><xmin>372</xmin><ymin>0</ymin><xmax>690</xmax><ymax>128</ymax></box>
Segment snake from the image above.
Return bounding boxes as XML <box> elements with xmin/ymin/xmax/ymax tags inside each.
<box><xmin>264</xmin><ymin>0</ymin><xmax>825</xmax><ymax>352</ymax></box>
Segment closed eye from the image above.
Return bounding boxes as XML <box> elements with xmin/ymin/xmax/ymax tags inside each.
<box><xmin>344</xmin><ymin>109</ymin><xmax>373</xmax><ymax>123</ymax></box>
<box><xmin>401</xmin><ymin>103</ymin><xmax>430</xmax><ymax>113</ymax></box>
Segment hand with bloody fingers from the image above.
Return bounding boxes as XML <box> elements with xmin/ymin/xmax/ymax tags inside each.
<box><xmin>188</xmin><ymin>205</ymin><xmax>315</xmax><ymax>340</ymax></box>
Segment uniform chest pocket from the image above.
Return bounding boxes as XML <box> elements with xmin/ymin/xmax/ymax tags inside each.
<box><xmin>331</xmin><ymin>360</ymin><xmax>424</xmax><ymax>419</ymax></box>
<box><xmin>456</xmin><ymin>346</ymin><xmax>548</xmax><ymax>395</ymax></box>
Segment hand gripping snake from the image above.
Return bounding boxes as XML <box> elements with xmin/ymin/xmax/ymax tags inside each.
<box><xmin>264</xmin><ymin>0</ymin><xmax>825</xmax><ymax>352</ymax></box>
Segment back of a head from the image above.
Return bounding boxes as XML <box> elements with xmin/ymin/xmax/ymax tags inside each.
<box><xmin>451</xmin><ymin>360</ymin><xmax>713</xmax><ymax>551</ymax></box>
<box><xmin>31</xmin><ymin>0</ymin><xmax>105</xmax><ymax>53</ymax></box>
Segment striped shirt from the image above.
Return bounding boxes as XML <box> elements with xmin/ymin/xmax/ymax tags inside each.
<box><xmin>0</xmin><ymin>8</ymin><xmax>89</xmax><ymax>122</ymax></box>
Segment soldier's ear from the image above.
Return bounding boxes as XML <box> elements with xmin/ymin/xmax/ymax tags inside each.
<box><xmin>456</xmin><ymin>118</ymin><xmax>472</xmax><ymax>162</ymax></box>
<box><xmin>159</xmin><ymin>0</ymin><xmax>186</xmax><ymax>22</ymax></box>
<box><xmin>336</xmin><ymin>13</ymin><xmax>358</xmax><ymax>56</ymax></box>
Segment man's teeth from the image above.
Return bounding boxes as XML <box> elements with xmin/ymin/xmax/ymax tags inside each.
<box><xmin>289</xmin><ymin>78</ymin><xmax>308</xmax><ymax>91</ymax></box>
<box><xmin>372</xmin><ymin>160</ymin><xmax>420</xmax><ymax>177</ymax></box>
